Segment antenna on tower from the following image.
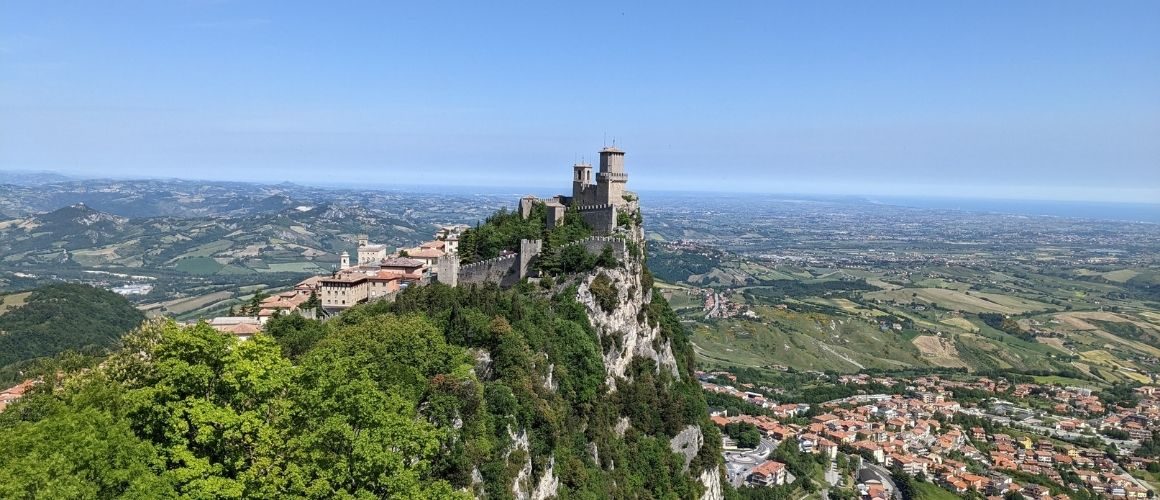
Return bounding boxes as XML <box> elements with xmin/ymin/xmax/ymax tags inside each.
<box><xmin>603</xmin><ymin>132</ymin><xmax>607</xmax><ymax>147</ymax></box>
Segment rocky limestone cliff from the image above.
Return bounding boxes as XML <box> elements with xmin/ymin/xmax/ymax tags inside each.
<box><xmin>573</xmin><ymin>216</ymin><xmax>725</xmax><ymax>500</ymax></box>
<box><xmin>487</xmin><ymin>201</ymin><xmax>723</xmax><ymax>500</ymax></box>
<box><xmin>576</xmin><ymin>253</ymin><xmax>680</xmax><ymax>387</ymax></box>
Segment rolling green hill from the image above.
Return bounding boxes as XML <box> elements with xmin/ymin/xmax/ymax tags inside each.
<box><xmin>0</xmin><ymin>284</ymin><xmax>145</xmax><ymax>382</ymax></box>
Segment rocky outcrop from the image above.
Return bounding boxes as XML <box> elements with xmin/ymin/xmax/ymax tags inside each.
<box><xmin>531</xmin><ymin>457</ymin><xmax>559</xmax><ymax>500</ymax></box>
<box><xmin>508</xmin><ymin>425</ymin><xmax>559</xmax><ymax>500</ymax></box>
<box><xmin>576</xmin><ymin>227</ymin><xmax>679</xmax><ymax>386</ymax></box>
<box><xmin>615</xmin><ymin>416</ymin><xmax>631</xmax><ymax>438</ymax></box>
<box><xmin>669</xmin><ymin>425</ymin><xmax>704</xmax><ymax>472</ymax></box>
<box><xmin>508</xmin><ymin>426</ymin><xmax>533</xmax><ymax>500</ymax></box>
<box><xmin>699</xmin><ymin>467</ymin><xmax>723</xmax><ymax>500</ymax></box>
<box><xmin>572</xmin><ymin>221</ymin><xmax>724</xmax><ymax>500</ymax></box>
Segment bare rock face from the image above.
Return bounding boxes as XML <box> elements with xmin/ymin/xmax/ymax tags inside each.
<box><xmin>668</xmin><ymin>425</ymin><xmax>724</xmax><ymax>499</ymax></box>
<box><xmin>669</xmin><ymin>425</ymin><xmax>704</xmax><ymax>472</ymax></box>
<box><xmin>508</xmin><ymin>426</ymin><xmax>533</xmax><ymax>499</ymax></box>
<box><xmin>531</xmin><ymin>457</ymin><xmax>559</xmax><ymax>500</ymax></box>
<box><xmin>508</xmin><ymin>425</ymin><xmax>559</xmax><ymax>500</ymax></box>
<box><xmin>615</xmin><ymin>416</ymin><xmax>631</xmax><ymax>438</ymax></box>
<box><xmin>699</xmin><ymin>467</ymin><xmax>724</xmax><ymax>500</ymax></box>
<box><xmin>575</xmin><ymin>229</ymin><xmax>679</xmax><ymax>387</ymax></box>
<box><xmin>472</xmin><ymin>348</ymin><xmax>493</xmax><ymax>379</ymax></box>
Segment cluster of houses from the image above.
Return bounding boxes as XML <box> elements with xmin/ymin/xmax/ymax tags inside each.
<box><xmin>703</xmin><ymin>371</ymin><xmax>1159</xmax><ymax>499</ymax></box>
<box><xmin>207</xmin><ymin>225</ymin><xmax>468</xmax><ymax>338</ymax></box>
<box><xmin>1099</xmin><ymin>386</ymin><xmax>1160</xmax><ymax>442</ymax></box>
<box><xmin>980</xmin><ymin>432</ymin><xmax>1147</xmax><ymax>497</ymax></box>
<box><xmin>0</xmin><ymin>379</ymin><xmax>37</xmax><ymax>413</ymax></box>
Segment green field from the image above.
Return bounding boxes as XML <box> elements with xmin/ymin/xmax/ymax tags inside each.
<box><xmin>866</xmin><ymin>287</ymin><xmax>1053</xmax><ymax>315</ymax></box>
<box><xmin>143</xmin><ymin>291</ymin><xmax>233</xmax><ymax>316</ymax></box>
<box><xmin>914</xmin><ymin>481</ymin><xmax>960</xmax><ymax>500</ymax></box>
<box><xmin>264</xmin><ymin>262</ymin><xmax>326</xmax><ymax>273</ymax></box>
<box><xmin>174</xmin><ymin>239</ymin><xmax>235</xmax><ymax>259</ymax></box>
<box><xmin>174</xmin><ymin>256</ymin><xmax>225</xmax><ymax>275</ymax></box>
<box><xmin>0</xmin><ymin>291</ymin><xmax>31</xmax><ymax>316</ymax></box>
<box><xmin>690</xmin><ymin>306</ymin><xmax>926</xmax><ymax>373</ymax></box>
<box><xmin>1032</xmin><ymin>375</ymin><xmax>1106</xmax><ymax>389</ymax></box>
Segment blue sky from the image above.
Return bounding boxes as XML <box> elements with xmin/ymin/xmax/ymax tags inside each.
<box><xmin>2</xmin><ymin>1</ymin><xmax>1158</xmax><ymax>202</ymax></box>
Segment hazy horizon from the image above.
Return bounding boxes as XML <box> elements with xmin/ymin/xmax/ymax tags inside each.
<box><xmin>2</xmin><ymin>2</ymin><xmax>1158</xmax><ymax>202</ymax></box>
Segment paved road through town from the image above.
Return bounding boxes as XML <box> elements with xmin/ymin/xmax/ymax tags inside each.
<box><xmin>723</xmin><ymin>437</ymin><xmax>776</xmax><ymax>488</ymax></box>
<box><xmin>860</xmin><ymin>462</ymin><xmax>902</xmax><ymax>500</ymax></box>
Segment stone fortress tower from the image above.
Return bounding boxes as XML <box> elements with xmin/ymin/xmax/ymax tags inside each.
<box><xmin>439</xmin><ymin>144</ymin><xmax>639</xmax><ymax>288</ymax></box>
<box><xmin>595</xmin><ymin>146</ymin><xmax>627</xmax><ymax>206</ymax></box>
<box><xmin>570</xmin><ymin>146</ymin><xmax>629</xmax><ymax>208</ymax></box>
<box><xmin>572</xmin><ymin>162</ymin><xmax>595</xmax><ymax>205</ymax></box>
<box><xmin>517</xmin><ymin>144</ymin><xmax>635</xmax><ymax>236</ymax></box>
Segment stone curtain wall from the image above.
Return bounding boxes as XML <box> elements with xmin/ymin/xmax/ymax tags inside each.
<box><xmin>455</xmin><ymin>237</ymin><xmax>625</xmax><ymax>288</ymax></box>
<box><xmin>563</xmin><ymin>235</ymin><xmax>627</xmax><ymax>259</ymax></box>
<box><xmin>576</xmin><ymin>204</ymin><xmax>616</xmax><ymax>235</ymax></box>
<box><xmin>457</xmin><ymin>254</ymin><xmax>520</xmax><ymax>287</ymax></box>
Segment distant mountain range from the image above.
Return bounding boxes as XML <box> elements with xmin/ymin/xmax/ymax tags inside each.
<box><xmin>0</xmin><ymin>170</ymin><xmax>74</xmax><ymax>187</ymax></box>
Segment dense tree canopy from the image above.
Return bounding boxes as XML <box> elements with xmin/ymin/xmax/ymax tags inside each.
<box><xmin>0</xmin><ymin>278</ymin><xmax>719</xmax><ymax>499</ymax></box>
<box><xmin>0</xmin><ymin>284</ymin><xmax>145</xmax><ymax>383</ymax></box>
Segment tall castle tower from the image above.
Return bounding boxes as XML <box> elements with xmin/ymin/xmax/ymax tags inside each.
<box><xmin>596</xmin><ymin>146</ymin><xmax>628</xmax><ymax>205</ymax></box>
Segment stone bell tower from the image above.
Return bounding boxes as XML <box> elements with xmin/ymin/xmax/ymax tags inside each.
<box><xmin>572</xmin><ymin>162</ymin><xmax>595</xmax><ymax>205</ymax></box>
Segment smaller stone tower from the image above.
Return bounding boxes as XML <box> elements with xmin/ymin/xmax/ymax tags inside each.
<box><xmin>596</xmin><ymin>146</ymin><xmax>627</xmax><ymax>205</ymax></box>
<box><xmin>572</xmin><ymin>162</ymin><xmax>594</xmax><ymax>205</ymax></box>
<box><xmin>518</xmin><ymin>239</ymin><xmax>542</xmax><ymax>280</ymax></box>
<box><xmin>340</xmin><ymin>251</ymin><xmax>350</xmax><ymax>270</ymax></box>
<box><xmin>435</xmin><ymin>254</ymin><xmax>459</xmax><ymax>287</ymax></box>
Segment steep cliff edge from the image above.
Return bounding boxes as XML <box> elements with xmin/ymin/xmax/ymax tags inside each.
<box><xmin>569</xmin><ymin>208</ymin><xmax>725</xmax><ymax>500</ymax></box>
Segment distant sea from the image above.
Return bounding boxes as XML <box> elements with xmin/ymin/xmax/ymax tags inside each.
<box><xmin>867</xmin><ymin>196</ymin><xmax>1160</xmax><ymax>224</ymax></box>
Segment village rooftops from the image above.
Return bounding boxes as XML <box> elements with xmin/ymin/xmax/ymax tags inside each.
<box><xmin>750</xmin><ymin>460</ymin><xmax>785</xmax><ymax>476</ymax></box>
<box><xmin>209</xmin><ymin>316</ymin><xmax>262</xmax><ymax>326</ymax></box>
<box><xmin>380</xmin><ymin>257</ymin><xmax>424</xmax><ymax>268</ymax></box>
<box><xmin>216</xmin><ymin>322</ymin><xmax>262</xmax><ymax>337</ymax></box>
<box><xmin>207</xmin><ymin>317</ymin><xmax>263</xmax><ymax>339</ymax></box>
<box><xmin>321</xmin><ymin>274</ymin><xmax>369</xmax><ymax>284</ymax></box>
<box><xmin>403</xmin><ymin>248</ymin><xmax>445</xmax><ymax>259</ymax></box>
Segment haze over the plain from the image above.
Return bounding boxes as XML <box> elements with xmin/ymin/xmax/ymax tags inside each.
<box><xmin>1</xmin><ymin>1</ymin><xmax>1157</xmax><ymax>202</ymax></box>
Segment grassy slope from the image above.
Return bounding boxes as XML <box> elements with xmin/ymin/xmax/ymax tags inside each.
<box><xmin>690</xmin><ymin>306</ymin><xmax>927</xmax><ymax>373</ymax></box>
<box><xmin>914</xmin><ymin>481</ymin><xmax>961</xmax><ymax>500</ymax></box>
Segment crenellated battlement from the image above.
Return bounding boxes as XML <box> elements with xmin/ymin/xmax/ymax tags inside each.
<box><xmin>574</xmin><ymin>203</ymin><xmax>615</xmax><ymax>212</ymax></box>
<box><xmin>459</xmin><ymin>254</ymin><xmax>518</xmax><ymax>270</ymax></box>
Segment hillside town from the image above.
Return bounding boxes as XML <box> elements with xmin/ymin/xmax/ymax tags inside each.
<box><xmin>700</xmin><ymin>370</ymin><xmax>1159</xmax><ymax>499</ymax></box>
<box><xmin>200</xmin><ymin>224</ymin><xmax>466</xmax><ymax>337</ymax></box>
<box><xmin>201</xmin><ymin>145</ymin><xmax>637</xmax><ymax>338</ymax></box>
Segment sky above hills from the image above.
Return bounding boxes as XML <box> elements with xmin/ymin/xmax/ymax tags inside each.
<box><xmin>1</xmin><ymin>1</ymin><xmax>1158</xmax><ymax>202</ymax></box>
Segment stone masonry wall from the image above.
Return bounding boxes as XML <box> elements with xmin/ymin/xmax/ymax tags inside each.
<box><xmin>561</xmin><ymin>235</ymin><xmax>626</xmax><ymax>259</ymax></box>
<box><xmin>458</xmin><ymin>254</ymin><xmax>520</xmax><ymax>287</ymax></box>
<box><xmin>577</xmin><ymin>204</ymin><xmax>616</xmax><ymax>235</ymax></box>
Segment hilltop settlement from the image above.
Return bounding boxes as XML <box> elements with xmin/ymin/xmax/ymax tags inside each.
<box><xmin>198</xmin><ymin>146</ymin><xmax>640</xmax><ymax>337</ymax></box>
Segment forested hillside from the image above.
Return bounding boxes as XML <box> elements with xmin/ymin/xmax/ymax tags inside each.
<box><xmin>0</xmin><ymin>206</ymin><xmax>725</xmax><ymax>499</ymax></box>
<box><xmin>0</xmin><ymin>284</ymin><xmax>145</xmax><ymax>382</ymax></box>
